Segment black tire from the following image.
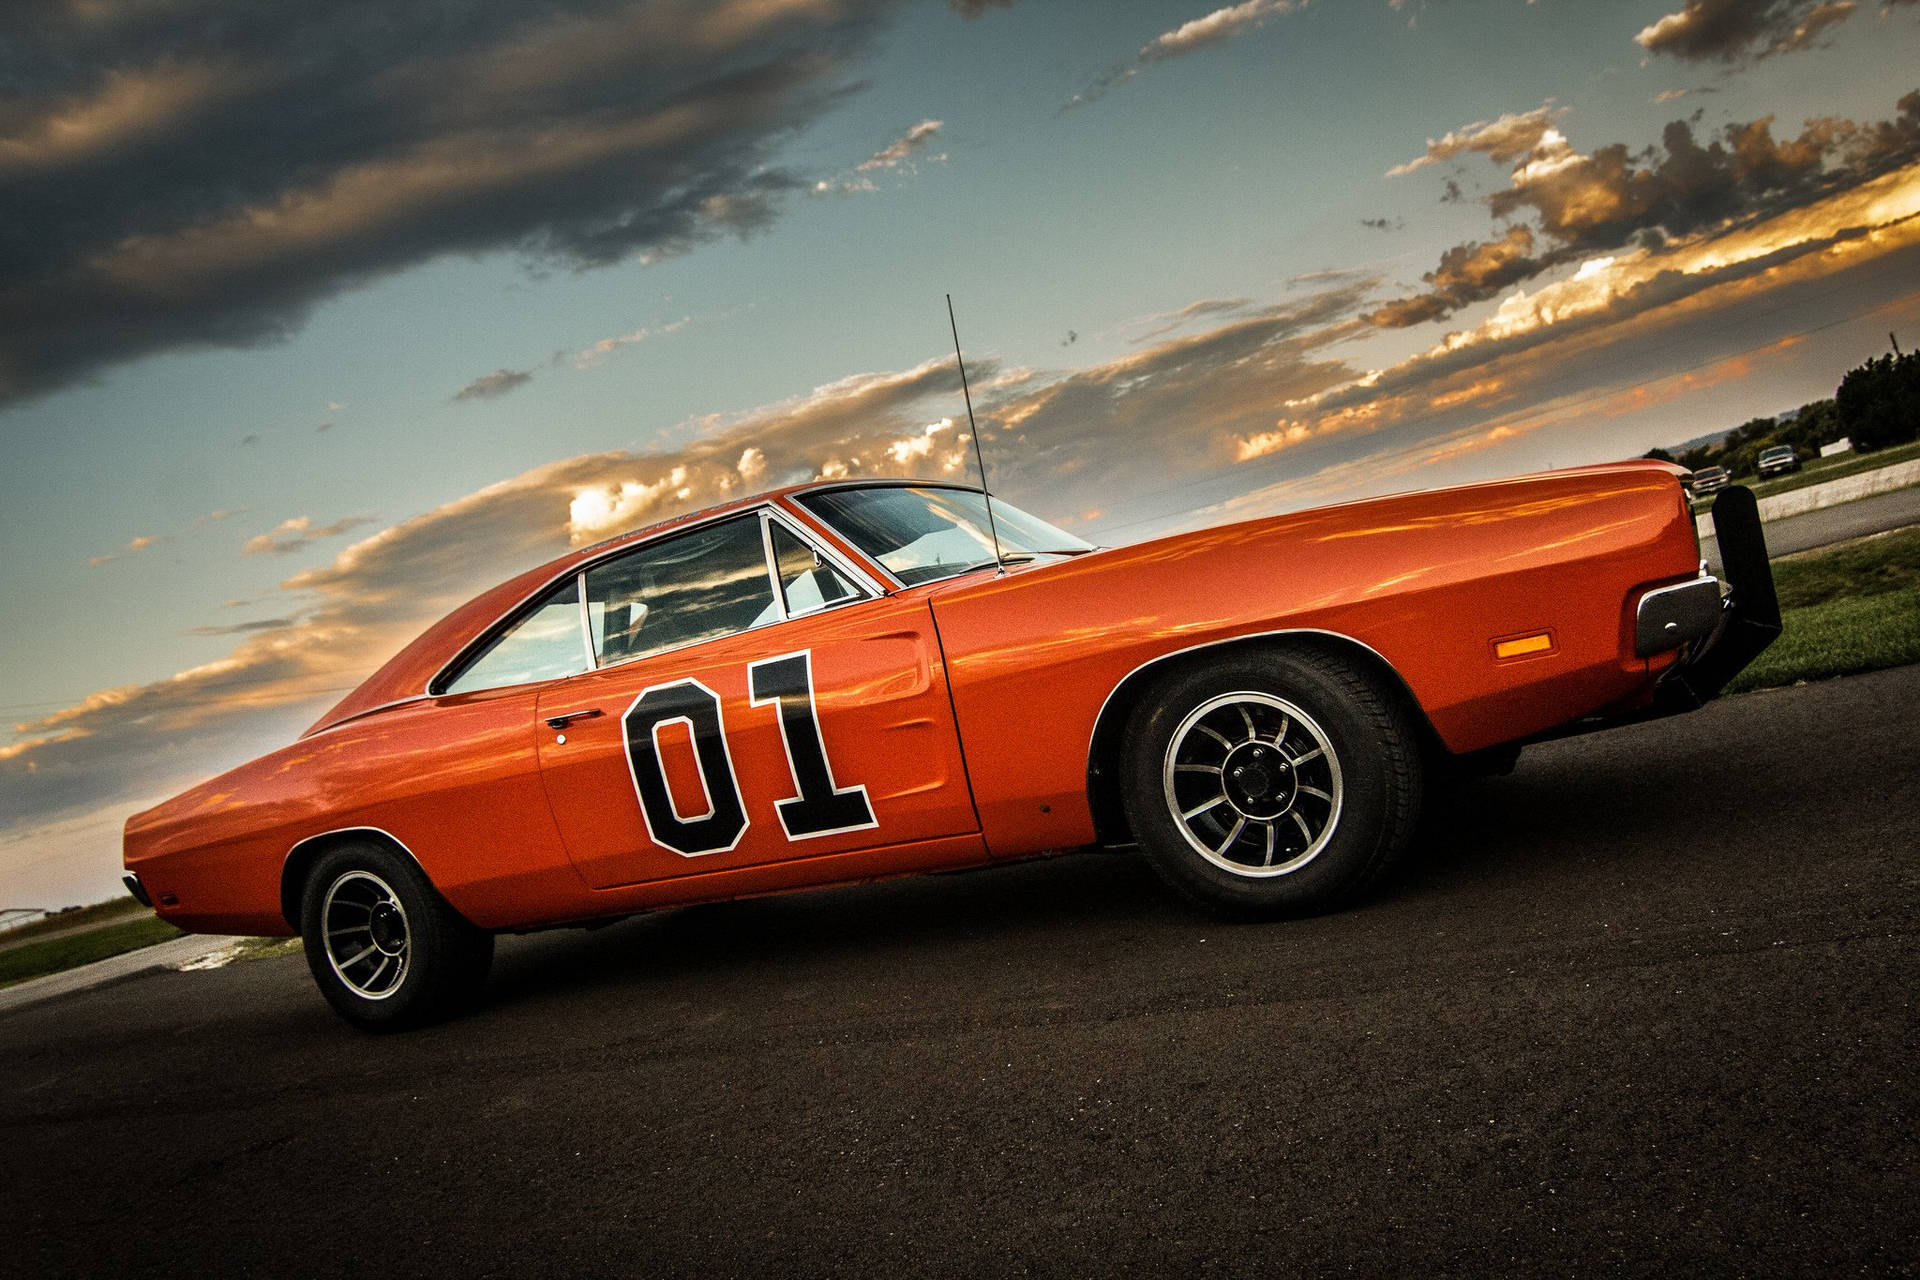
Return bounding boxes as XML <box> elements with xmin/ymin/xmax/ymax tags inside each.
<box><xmin>299</xmin><ymin>841</ymin><xmax>493</xmax><ymax>1031</ymax></box>
<box><xmin>1120</xmin><ymin>647</ymin><xmax>1423</xmax><ymax>919</ymax></box>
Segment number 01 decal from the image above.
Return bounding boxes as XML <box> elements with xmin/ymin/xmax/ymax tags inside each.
<box><xmin>621</xmin><ymin>651</ymin><xmax>876</xmax><ymax>858</ymax></box>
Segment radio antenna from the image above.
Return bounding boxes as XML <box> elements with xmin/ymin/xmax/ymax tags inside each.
<box><xmin>946</xmin><ymin>293</ymin><xmax>1005</xmax><ymax>574</ymax></box>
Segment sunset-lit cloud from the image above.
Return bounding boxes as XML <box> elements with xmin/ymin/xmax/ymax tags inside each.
<box><xmin>242</xmin><ymin>515</ymin><xmax>378</xmax><ymax>556</ymax></box>
<box><xmin>568</xmin><ymin>316</ymin><xmax>693</xmax><ymax>371</ymax></box>
<box><xmin>1065</xmin><ymin>0</ymin><xmax>1303</xmax><ymax>110</ymax></box>
<box><xmin>815</xmin><ymin>119</ymin><xmax>947</xmax><ymax>195</ymax></box>
<box><xmin>1373</xmin><ymin>90</ymin><xmax>1920</xmax><ymax>329</ymax></box>
<box><xmin>1635</xmin><ymin>0</ymin><xmax>1860</xmax><ymax>64</ymax></box>
<box><xmin>1386</xmin><ymin>104</ymin><xmax>1564</xmax><ymax>177</ymax></box>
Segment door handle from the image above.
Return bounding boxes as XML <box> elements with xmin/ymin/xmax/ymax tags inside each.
<box><xmin>544</xmin><ymin>708</ymin><xmax>605</xmax><ymax>730</ymax></box>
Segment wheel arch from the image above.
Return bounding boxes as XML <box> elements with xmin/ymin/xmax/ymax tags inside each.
<box><xmin>1084</xmin><ymin>629</ymin><xmax>1440</xmax><ymax>844</ymax></box>
<box><xmin>281</xmin><ymin>826</ymin><xmax>434</xmax><ymax>932</ymax></box>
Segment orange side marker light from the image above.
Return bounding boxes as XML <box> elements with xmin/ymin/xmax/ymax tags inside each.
<box><xmin>1493</xmin><ymin>632</ymin><xmax>1555</xmax><ymax>660</ymax></box>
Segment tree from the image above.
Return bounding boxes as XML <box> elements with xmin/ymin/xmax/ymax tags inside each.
<box><xmin>1836</xmin><ymin>351</ymin><xmax>1920</xmax><ymax>450</ymax></box>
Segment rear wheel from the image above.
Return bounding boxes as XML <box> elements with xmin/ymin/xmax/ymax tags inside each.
<box><xmin>1121</xmin><ymin>648</ymin><xmax>1423</xmax><ymax>918</ymax></box>
<box><xmin>300</xmin><ymin>842</ymin><xmax>493</xmax><ymax>1031</ymax></box>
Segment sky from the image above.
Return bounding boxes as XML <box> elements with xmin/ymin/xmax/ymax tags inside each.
<box><xmin>3</xmin><ymin>0</ymin><xmax>1919</xmax><ymax>908</ymax></box>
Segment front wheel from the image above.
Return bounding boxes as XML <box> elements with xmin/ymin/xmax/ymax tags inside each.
<box><xmin>1121</xmin><ymin>648</ymin><xmax>1423</xmax><ymax>918</ymax></box>
<box><xmin>300</xmin><ymin>842</ymin><xmax>493</xmax><ymax>1031</ymax></box>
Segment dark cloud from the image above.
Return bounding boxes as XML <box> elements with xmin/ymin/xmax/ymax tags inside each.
<box><xmin>452</xmin><ymin>368</ymin><xmax>535</xmax><ymax>403</ymax></box>
<box><xmin>0</xmin><ymin>0</ymin><xmax>895</xmax><ymax>411</ymax></box>
<box><xmin>1374</xmin><ymin>89</ymin><xmax>1920</xmax><ymax>326</ymax></box>
<box><xmin>1634</xmin><ymin>0</ymin><xmax>1859</xmax><ymax>63</ymax></box>
<box><xmin>1358</xmin><ymin>216</ymin><xmax>1404</xmax><ymax>231</ymax></box>
<box><xmin>1489</xmin><ymin>100</ymin><xmax>1919</xmax><ymax>248</ymax></box>
<box><xmin>1369</xmin><ymin>226</ymin><xmax>1539</xmax><ymax>328</ymax></box>
<box><xmin>950</xmin><ymin>0</ymin><xmax>1013</xmax><ymax>15</ymax></box>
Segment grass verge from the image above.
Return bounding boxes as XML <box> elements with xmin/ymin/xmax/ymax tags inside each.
<box><xmin>0</xmin><ymin>914</ymin><xmax>183</xmax><ymax>988</ymax></box>
<box><xmin>1691</xmin><ymin>440</ymin><xmax>1920</xmax><ymax>512</ymax></box>
<box><xmin>0</xmin><ymin>896</ymin><xmax>146</xmax><ymax>944</ymax></box>
<box><xmin>1727</xmin><ymin>527</ymin><xmax>1920</xmax><ymax>694</ymax></box>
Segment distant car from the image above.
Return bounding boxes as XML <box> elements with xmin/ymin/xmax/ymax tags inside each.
<box><xmin>1692</xmin><ymin>465</ymin><xmax>1732</xmax><ymax>494</ymax></box>
<box><xmin>1757</xmin><ymin>445</ymin><xmax>1801</xmax><ymax>478</ymax></box>
<box><xmin>125</xmin><ymin>465</ymin><xmax>1780</xmax><ymax>1029</ymax></box>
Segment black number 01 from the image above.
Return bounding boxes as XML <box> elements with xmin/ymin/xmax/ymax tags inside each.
<box><xmin>622</xmin><ymin>650</ymin><xmax>876</xmax><ymax>857</ymax></box>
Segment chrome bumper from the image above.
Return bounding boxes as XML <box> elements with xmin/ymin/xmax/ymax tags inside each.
<box><xmin>1649</xmin><ymin>484</ymin><xmax>1782</xmax><ymax>711</ymax></box>
<box><xmin>1635</xmin><ymin>575</ymin><xmax>1723</xmax><ymax>658</ymax></box>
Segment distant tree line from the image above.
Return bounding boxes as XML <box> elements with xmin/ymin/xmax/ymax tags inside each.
<box><xmin>1645</xmin><ymin>346</ymin><xmax>1920</xmax><ymax>477</ymax></box>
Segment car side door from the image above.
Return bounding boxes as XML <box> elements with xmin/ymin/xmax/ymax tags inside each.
<box><xmin>534</xmin><ymin>509</ymin><xmax>979</xmax><ymax>889</ymax></box>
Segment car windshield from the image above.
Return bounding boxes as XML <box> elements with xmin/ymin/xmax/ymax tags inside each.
<box><xmin>799</xmin><ymin>486</ymin><xmax>1094</xmax><ymax>586</ymax></box>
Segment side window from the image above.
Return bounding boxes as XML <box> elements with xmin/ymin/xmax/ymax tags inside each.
<box><xmin>587</xmin><ymin>515</ymin><xmax>778</xmax><ymax>664</ymax></box>
<box><xmin>440</xmin><ymin>576</ymin><xmax>587</xmax><ymax>695</ymax></box>
<box><xmin>769</xmin><ymin>521</ymin><xmax>862</xmax><ymax>617</ymax></box>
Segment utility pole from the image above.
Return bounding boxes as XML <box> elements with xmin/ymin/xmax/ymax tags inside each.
<box><xmin>1892</xmin><ymin>332</ymin><xmax>1904</xmax><ymax>356</ymax></box>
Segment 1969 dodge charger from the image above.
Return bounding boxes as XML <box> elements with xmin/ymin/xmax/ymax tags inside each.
<box><xmin>124</xmin><ymin>463</ymin><xmax>1778</xmax><ymax>1028</ymax></box>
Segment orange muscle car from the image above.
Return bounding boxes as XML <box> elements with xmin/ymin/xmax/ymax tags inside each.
<box><xmin>124</xmin><ymin>464</ymin><xmax>1778</xmax><ymax>1028</ymax></box>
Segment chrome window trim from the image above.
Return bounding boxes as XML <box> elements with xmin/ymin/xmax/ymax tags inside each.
<box><xmin>424</xmin><ymin>502</ymin><xmax>890</xmax><ymax>698</ymax></box>
<box><xmin>427</xmin><ymin>505</ymin><xmax>771</xmax><ymax>697</ymax></box>
<box><xmin>763</xmin><ymin>506</ymin><xmax>881</xmax><ymax>619</ymax></box>
<box><xmin>787</xmin><ymin>481</ymin><xmax>992</xmax><ymax>595</ymax></box>
<box><xmin>759</xmin><ymin>510</ymin><xmax>789</xmax><ymax>625</ymax></box>
<box><xmin>788</xmin><ymin>482</ymin><xmax>1090</xmax><ymax>592</ymax></box>
<box><xmin>574</xmin><ymin>571</ymin><xmax>595</xmax><ymax>671</ymax></box>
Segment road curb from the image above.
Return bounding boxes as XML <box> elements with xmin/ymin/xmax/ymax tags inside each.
<box><xmin>0</xmin><ymin>933</ymin><xmax>242</xmax><ymax>1016</ymax></box>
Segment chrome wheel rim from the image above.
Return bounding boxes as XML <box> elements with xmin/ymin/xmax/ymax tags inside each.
<box><xmin>321</xmin><ymin>870</ymin><xmax>410</xmax><ymax>1000</ymax></box>
<box><xmin>1161</xmin><ymin>691</ymin><xmax>1344</xmax><ymax>878</ymax></box>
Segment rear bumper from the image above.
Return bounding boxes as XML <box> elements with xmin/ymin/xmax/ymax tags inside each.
<box><xmin>1649</xmin><ymin>485</ymin><xmax>1781</xmax><ymax>713</ymax></box>
<box><xmin>1524</xmin><ymin>485</ymin><xmax>1780</xmax><ymax>744</ymax></box>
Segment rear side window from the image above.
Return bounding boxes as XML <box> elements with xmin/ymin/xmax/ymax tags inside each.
<box><xmin>586</xmin><ymin>515</ymin><xmax>778</xmax><ymax>664</ymax></box>
<box><xmin>439</xmin><ymin>576</ymin><xmax>587</xmax><ymax>695</ymax></box>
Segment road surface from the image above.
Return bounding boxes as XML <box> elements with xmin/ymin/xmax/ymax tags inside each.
<box><xmin>2</xmin><ymin>666</ymin><xmax>1915</xmax><ymax>1279</ymax></box>
<box><xmin>1703</xmin><ymin>481</ymin><xmax>1920</xmax><ymax>569</ymax></box>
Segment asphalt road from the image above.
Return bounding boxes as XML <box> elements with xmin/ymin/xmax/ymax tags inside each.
<box><xmin>3</xmin><ymin>667</ymin><xmax>1915</xmax><ymax>1279</ymax></box>
<box><xmin>1703</xmin><ymin>482</ymin><xmax>1920</xmax><ymax>569</ymax></box>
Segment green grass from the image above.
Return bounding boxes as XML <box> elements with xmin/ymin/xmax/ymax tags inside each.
<box><xmin>0</xmin><ymin>914</ymin><xmax>183</xmax><ymax>988</ymax></box>
<box><xmin>1769</xmin><ymin>525</ymin><xmax>1920</xmax><ymax>608</ymax></box>
<box><xmin>0</xmin><ymin>896</ymin><xmax>146</xmax><ymax>944</ymax></box>
<box><xmin>1728</xmin><ymin>585</ymin><xmax>1920</xmax><ymax>694</ymax></box>
<box><xmin>1726</xmin><ymin>527</ymin><xmax>1920</xmax><ymax>694</ymax></box>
